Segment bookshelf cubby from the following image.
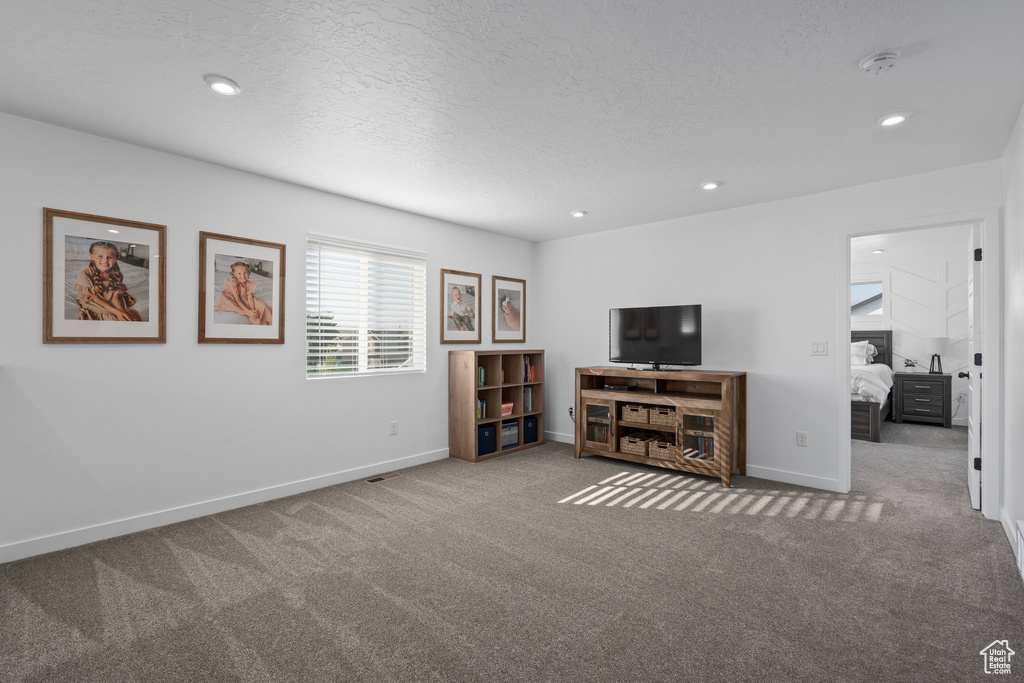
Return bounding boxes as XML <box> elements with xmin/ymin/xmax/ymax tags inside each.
<box><xmin>575</xmin><ymin>366</ymin><xmax>746</xmax><ymax>487</ymax></box>
<box><xmin>449</xmin><ymin>350</ymin><xmax>545</xmax><ymax>462</ymax></box>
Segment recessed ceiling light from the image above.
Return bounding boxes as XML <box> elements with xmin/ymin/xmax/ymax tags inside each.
<box><xmin>878</xmin><ymin>113</ymin><xmax>908</xmax><ymax>127</ymax></box>
<box><xmin>700</xmin><ymin>181</ymin><xmax>722</xmax><ymax>191</ymax></box>
<box><xmin>107</xmin><ymin>229</ymin><xmax>119</xmax><ymax>234</ymax></box>
<box><xmin>873</xmin><ymin>249</ymin><xmax>885</xmax><ymax>254</ymax></box>
<box><xmin>571</xmin><ymin>210</ymin><xmax>587</xmax><ymax>218</ymax></box>
<box><xmin>204</xmin><ymin>74</ymin><xmax>241</xmax><ymax>96</ymax></box>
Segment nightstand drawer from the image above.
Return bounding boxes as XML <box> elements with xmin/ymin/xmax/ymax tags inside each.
<box><xmin>901</xmin><ymin>380</ymin><xmax>945</xmax><ymax>396</ymax></box>
<box><xmin>902</xmin><ymin>399</ymin><xmax>945</xmax><ymax>418</ymax></box>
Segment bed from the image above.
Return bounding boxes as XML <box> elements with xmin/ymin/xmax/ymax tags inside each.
<box><xmin>851</xmin><ymin>330</ymin><xmax>893</xmax><ymax>442</ymax></box>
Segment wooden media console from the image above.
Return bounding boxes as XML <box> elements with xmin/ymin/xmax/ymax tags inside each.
<box><xmin>575</xmin><ymin>366</ymin><xmax>746</xmax><ymax>487</ymax></box>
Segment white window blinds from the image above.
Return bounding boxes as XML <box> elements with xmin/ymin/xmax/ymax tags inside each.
<box><xmin>306</xmin><ymin>234</ymin><xmax>426</xmax><ymax>377</ymax></box>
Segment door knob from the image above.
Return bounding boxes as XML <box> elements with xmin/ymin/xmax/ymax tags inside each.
<box><xmin>958</xmin><ymin>371</ymin><xmax>969</xmax><ymax>379</ymax></box>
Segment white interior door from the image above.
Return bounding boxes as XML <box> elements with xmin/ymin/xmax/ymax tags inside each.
<box><xmin>966</xmin><ymin>229</ymin><xmax>982</xmax><ymax>509</ymax></box>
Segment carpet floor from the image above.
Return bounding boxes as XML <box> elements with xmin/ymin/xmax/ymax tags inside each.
<box><xmin>2</xmin><ymin>422</ymin><xmax>1022</xmax><ymax>682</ymax></box>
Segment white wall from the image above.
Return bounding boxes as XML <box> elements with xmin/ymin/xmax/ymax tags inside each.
<box><xmin>851</xmin><ymin>226</ymin><xmax>972</xmax><ymax>425</ymax></box>
<box><xmin>1001</xmin><ymin>104</ymin><xmax>1024</xmax><ymax>542</ymax></box>
<box><xmin>3</xmin><ymin>107</ymin><xmax>1018</xmax><ymax>562</ymax></box>
<box><xmin>535</xmin><ymin>161</ymin><xmax>1002</xmax><ymax>491</ymax></box>
<box><xmin>0</xmin><ymin>113</ymin><xmax>535</xmax><ymax>562</ymax></box>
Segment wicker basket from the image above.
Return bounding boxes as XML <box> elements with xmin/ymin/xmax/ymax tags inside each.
<box><xmin>621</xmin><ymin>404</ymin><xmax>649</xmax><ymax>423</ymax></box>
<box><xmin>619</xmin><ymin>432</ymin><xmax>657</xmax><ymax>456</ymax></box>
<box><xmin>648</xmin><ymin>437</ymin><xmax>675</xmax><ymax>460</ymax></box>
<box><xmin>649</xmin><ymin>406</ymin><xmax>676</xmax><ymax>426</ymax></box>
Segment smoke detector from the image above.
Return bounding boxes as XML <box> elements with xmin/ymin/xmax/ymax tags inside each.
<box><xmin>859</xmin><ymin>50</ymin><xmax>901</xmax><ymax>76</ymax></box>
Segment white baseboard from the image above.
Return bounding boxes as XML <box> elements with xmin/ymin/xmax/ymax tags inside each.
<box><xmin>546</xmin><ymin>431</ymin><xmax>574</xmax><ymax>444</ymax></box>
<box><xmin>1000</xmin><ymin>508</ymin><xmax>1018</xmax><ymax>557</ymax></box>
<box><xmin>0</xmin><ymin>448</ymin><xmax>448</xmax><ymax>565</ymax></box>
<box><xmin>743</xmin><ymin>465</ymin><xmax>846</xmax><ymax>493</ymax></box>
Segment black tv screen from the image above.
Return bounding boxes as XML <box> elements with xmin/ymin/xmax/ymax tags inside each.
<box><xmin>609</xmin><ymin>304</ymin><xmax>701</xmax><ymax>368</ymax></box>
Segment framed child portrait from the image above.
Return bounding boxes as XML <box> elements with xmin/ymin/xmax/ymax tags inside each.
<box><xmin>43</xmin><ymin>208</ymin><xmax>166</xmax><ymax>344</ymax></box>
<box><xmin>441</xmin><ymin>268</ymin><xmax>481</xmax><ymax>344</ymax></box>
<box><xmin>492</xmin><ymin>275</ymin><xmax>525</xmax><ymax>343</ymax></box>
<box><xmin>198</xmin><ymin>232</ymin><xmax>285</xmax><ymax>344</ymax></box>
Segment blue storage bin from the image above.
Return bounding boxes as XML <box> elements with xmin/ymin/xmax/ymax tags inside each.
<box><xmin>523</xmin><ymin>416</ymin><xmax>539</xmax><ymax>444</ymax></box>
<box><xmin>478</xmin><ymin>424</ymin><xmax>496</xmax><ymax>456</ymax></box>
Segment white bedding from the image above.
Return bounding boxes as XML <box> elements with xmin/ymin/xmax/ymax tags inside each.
<box><xmin>851</xmin><ymin>364</ymin><xmax>894</xmax><ymax>404</ymax></box>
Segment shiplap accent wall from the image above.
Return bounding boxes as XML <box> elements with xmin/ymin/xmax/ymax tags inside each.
<box><xmin>851</xmin><ymin>225</ymin><xmax>971</xmax><ymax>425</ymax></box>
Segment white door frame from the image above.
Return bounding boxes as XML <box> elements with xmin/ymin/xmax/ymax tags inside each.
<box><xmin>836</xmin><ymin>208</ymin><xmax>1002</xmax><ymax>520</ymax></box>
<box><xmin>967</xmin><ymin>227</ymin><xmax>983</xmax><ymax>509</ymax></box>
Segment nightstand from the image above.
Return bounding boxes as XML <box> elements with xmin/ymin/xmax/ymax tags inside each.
<box><xmin>892</xmin><ymin>372</ymin><xmax>952</xmax><ymax>428</ymax></box>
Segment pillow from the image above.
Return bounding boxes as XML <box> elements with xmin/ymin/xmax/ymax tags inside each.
<box><xmin>851</xmin><ymin>340</ymin><xmax>871</xmax><ymax>365</ymax></box>
<box><xmin>866</xmin><ymin>343</ymin><xmax>878</xmax><ymax>359</ymax></box>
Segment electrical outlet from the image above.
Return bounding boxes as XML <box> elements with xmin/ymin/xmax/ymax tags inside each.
<box><xmin>810</xmin><ymin>341</ymin><xmax>828</xmax><ymax>356</ymax></box>
<box><xmin>957</xmin><ymin>392</ymin><xmax>967</xmax><ymax>403</ymax></box>
<box><xmin>390</xmin><ymin>421</ymin><xmax>398</xmax><ymax>436</ymax></box>
<box><xmin>797</xmin><ymin>431</ymin><xmax>808</xmax><ymax>447</ymax></box>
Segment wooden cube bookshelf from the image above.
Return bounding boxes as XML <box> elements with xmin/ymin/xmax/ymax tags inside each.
<box><xmin>449</xmin><ymin>349</ymin><xmax>545</xmax><ymax>462</ymax></box>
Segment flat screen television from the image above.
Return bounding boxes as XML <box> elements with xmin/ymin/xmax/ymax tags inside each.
<box><xmin>609</xmin><ymin>304</ymin><xmax>701</xmax><ymax>369</ymax></box>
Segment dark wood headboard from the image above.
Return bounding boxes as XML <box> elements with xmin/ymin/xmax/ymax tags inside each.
<box><xmin>851</xmin><ymin>329</ymin><xmax>893</xmax><ymax>369</ymax></box>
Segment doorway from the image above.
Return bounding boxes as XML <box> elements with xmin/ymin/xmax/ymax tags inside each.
<box><xmin>838</xmin><ymin>210</ymin><xmax>1002</xmax><ymax>520</ymax></box>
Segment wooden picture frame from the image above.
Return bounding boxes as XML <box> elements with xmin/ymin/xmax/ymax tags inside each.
<box><xmin>441</xmin><ymin>268</ymin><xmax>481</xmax><ymax>344</ymax></box>
<box><xmin>198</xmin><ymin>232</ymin><xmax>285</xmax><ymax>344</ymax></box>
<box><xmin>492</xmin><ymin>275</ymin><xmax>525</xmax><ymax>343</ymax></box>
<box><xmin>43</xmin><ymin>208</ymin><xmax>166</xmax><ymax>344</ymax></box>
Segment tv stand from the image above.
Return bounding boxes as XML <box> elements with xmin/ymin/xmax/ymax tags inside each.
<box><xmin>575</xmin><ymin>366</ymin><xmax>746</xmax><ymax>487</ymax></box>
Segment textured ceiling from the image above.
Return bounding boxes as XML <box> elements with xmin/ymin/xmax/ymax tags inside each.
<box><xmin>2</xmin><ymin>1</ymin><xmax>1023</xmax><ymax>242</ymax></box>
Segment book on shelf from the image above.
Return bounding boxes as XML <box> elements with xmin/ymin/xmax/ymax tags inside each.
<box><xmin>523</xmin><ymin>386</ymin><xmax>533</xmax><ymax>412</ymax></box>
<box><xmin>478</xmin><ymin>366</ymin><xmax>485</xmax><ymax>386</ymax></box>
<box><xmin>523</xmin><ymin>355</ymin><xmax>536</xmax><ymax>382</ymax></box>
<box><xmin>478</xmin><ymin>399</ymin><xmax>486</xmax><ymax>419</ymax></box>
<box><xmin>501</xmin><ymin>401</ymin><xmax>514</xmax><ymax>417</ymax></box>
<box><xmin>695</xmin><ymin>436</ymin><xmax>714</xmax><ymax>458</ymax></box>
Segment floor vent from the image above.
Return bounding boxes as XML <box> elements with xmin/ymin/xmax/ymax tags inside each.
<box><xmin>366</xmin><ymin>472</ymin><xmax>402</xmax><ymax>483</ymax></box>
<box><xmin>1017</xmin><ymin>520</ymin><xmax>1024</xmax><ymax>581</ymax></box>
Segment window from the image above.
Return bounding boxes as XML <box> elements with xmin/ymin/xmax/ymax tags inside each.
<box><xmin>851</xmin><ymin>281</ymin><xmax>883</xmax><ymax>316</ymax></box>
<box><xmin>306</xmin><ymin>235</ymin><xmax>426</xmax><ymax>377</ymax></box>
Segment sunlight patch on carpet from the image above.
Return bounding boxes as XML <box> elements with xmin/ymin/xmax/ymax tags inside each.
<box><xmin>560</xmin><ymin>470</ymin><xmax>884</xmax><ymax>522</ymax></box>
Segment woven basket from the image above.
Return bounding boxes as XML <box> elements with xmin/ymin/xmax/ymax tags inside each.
<box><xmin>619</xmin><ymin>432</ymin><xmax>657</xmax><ymax>456</ymax></box>
<box><xmin>621</xmin><ymin>404</ymin><xmax>649</xmax><ymax>423</ymax></box>
<box><xmin>648</xmin><ymin>437</ymin><xmax>675</xmax><ymax>460</ymax></box>
<box><xmin>649</xmin><ymin>406</ymin><xmax>676</xmax><ymax>426</ymax></box>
